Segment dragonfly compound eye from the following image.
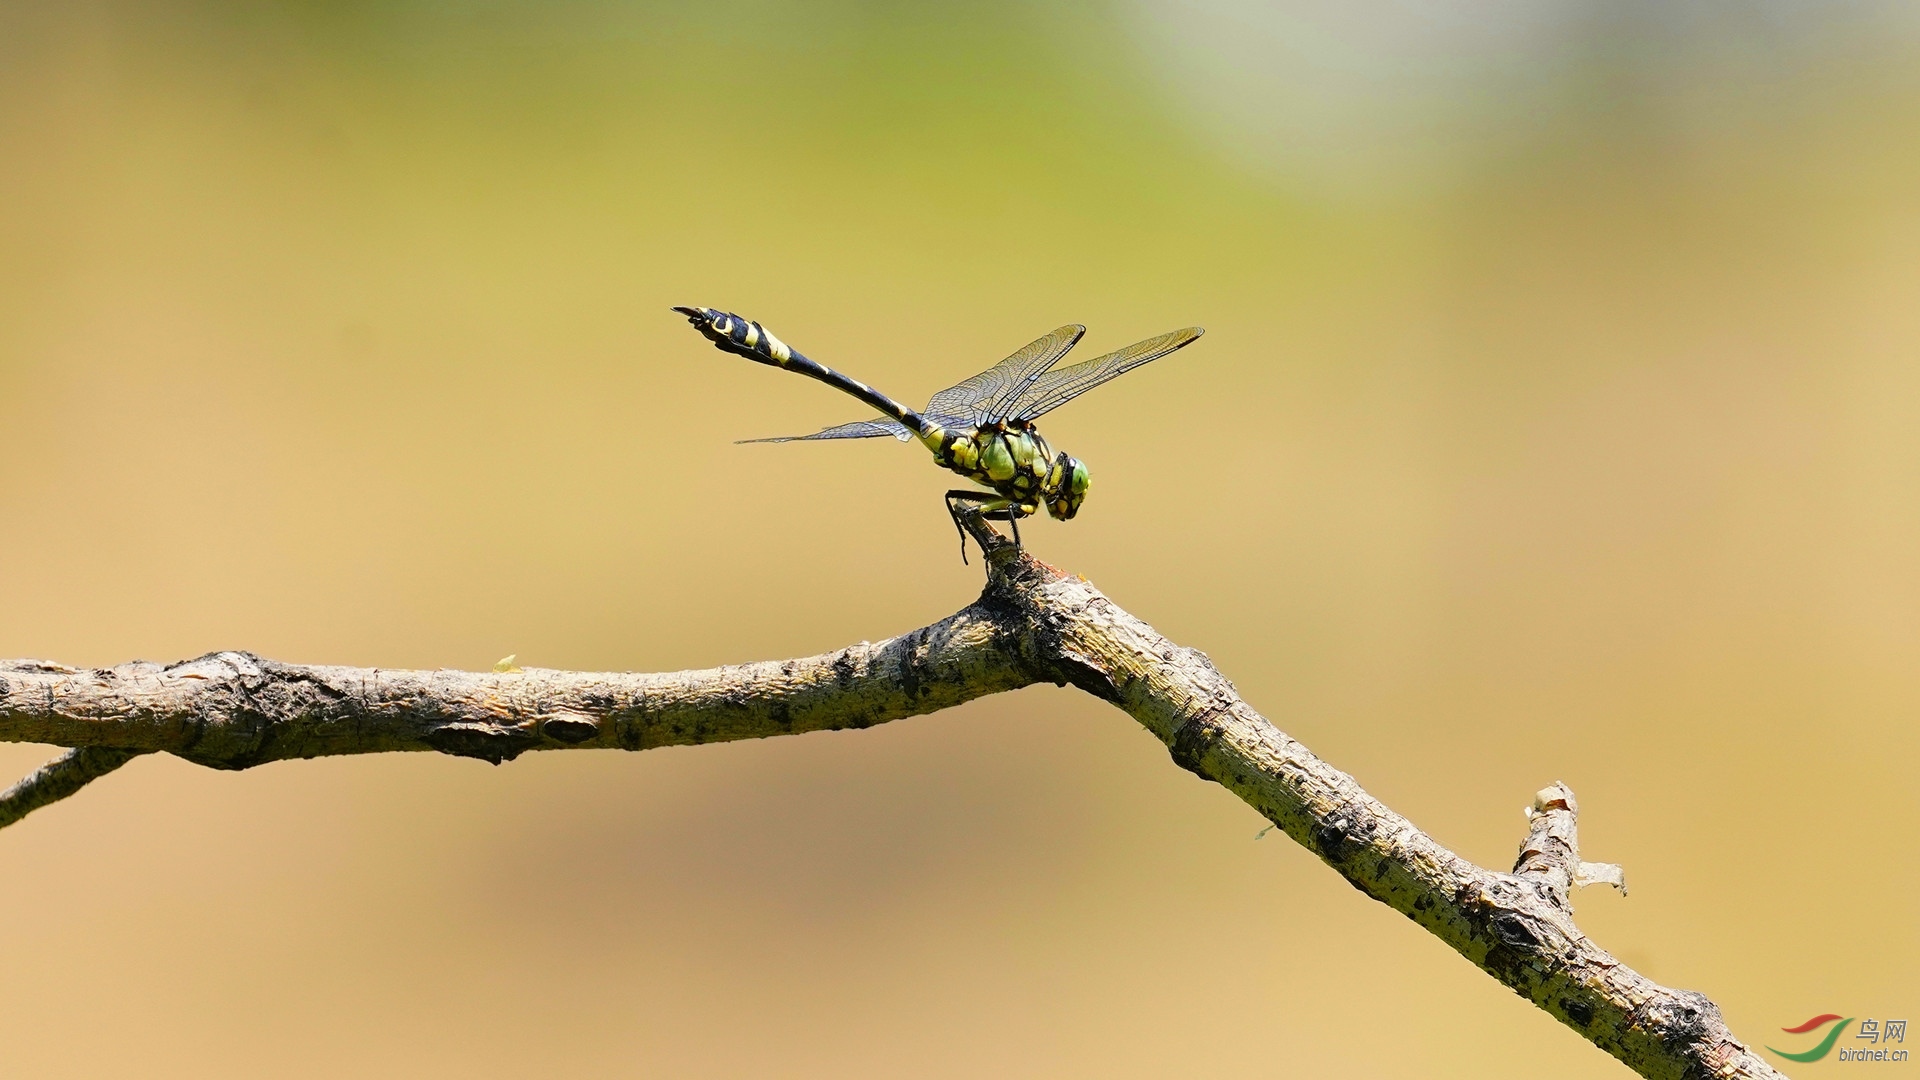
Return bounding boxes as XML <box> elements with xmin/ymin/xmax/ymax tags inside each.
<box><xmin>1043</xmin><ymin>453</ymin><xmax>1089</xmax><ymax>520</ymax></box>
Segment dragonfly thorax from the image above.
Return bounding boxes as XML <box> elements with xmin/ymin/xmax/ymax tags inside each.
<box><xmin>924</xmin><ymin>423</ymin><xmax>1089</xmax><ymax>521</ymax></box>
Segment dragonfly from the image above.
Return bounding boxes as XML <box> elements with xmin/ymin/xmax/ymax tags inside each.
<box><xmin>673</xmin><ymin>306</ymin><xmax>1204</xmax><ymax>560</ymax></box>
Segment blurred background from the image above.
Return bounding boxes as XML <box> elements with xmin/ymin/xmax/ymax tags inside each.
<box><xmin>2</xmin><ymin>1</ymin><xmax>1915</xmax><ymax>1076</ymax></box>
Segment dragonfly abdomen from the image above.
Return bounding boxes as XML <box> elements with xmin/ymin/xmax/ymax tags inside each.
<box><xmin>673</xmin><ymin>305</ymin><xmax>934</xmax><ymax>439</ymax></box>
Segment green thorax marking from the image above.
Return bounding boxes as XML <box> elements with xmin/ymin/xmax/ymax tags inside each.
<box><xmin>922</xmin><ymin>424</ymin><xmax>1054</xmax><ymax>503</ymax></box>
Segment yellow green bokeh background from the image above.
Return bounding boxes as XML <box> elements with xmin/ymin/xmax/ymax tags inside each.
<box><xmin>3</xmin><ymin>3</ymin><xmax>1915</xmax><ymax>1075</ymax></box>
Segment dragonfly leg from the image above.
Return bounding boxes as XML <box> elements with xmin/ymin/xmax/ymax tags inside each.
<box><xmin>943</xmin><ymin>491</ymin><xmax>972</xmax><ymax>564</ymax></box>
<box><xmin>944</xmin><ymin>490</ymin><xmax>1013</xmax><ymax>563</ymax></box>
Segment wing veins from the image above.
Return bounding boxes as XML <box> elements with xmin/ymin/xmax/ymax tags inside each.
<box><xmin>737</xmin><ymin>419</ymin><xmax>914</xmax><ymax>444</ymax></box>
<box><xmin>922</xmin><ymin>325</ymin><xmax>1086</xmax><ymax>428</ymax></box>
<box><xmin>1010</xmin><ymin>327</ymin><xmax>1204</xmax><ymax>423</ymax></box>
<box><xmin>735</xmin><ymin>324</ymin><xmax>1200</xmax><ymax>442</ymax></box>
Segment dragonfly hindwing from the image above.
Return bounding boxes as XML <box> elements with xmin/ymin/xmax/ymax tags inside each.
<box><xmin>738</xmin><ymin>419</ymin><xmax>915</xmax><ymax>444</ymax></box>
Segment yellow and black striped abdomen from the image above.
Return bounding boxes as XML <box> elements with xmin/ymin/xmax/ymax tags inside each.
<box><xmin>673</xmin><ymin>306</ymin><xmax>795</xmax><ymax>367</ymax></box>
<box><xmin>673</xmin><ymin>305</ymin><xmax>932</xmax><ymax>438</ymax></box>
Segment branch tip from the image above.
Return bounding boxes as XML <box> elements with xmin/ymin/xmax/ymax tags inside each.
<box><xmin>954</xmin><ymin>505</ymin><xmax>1020</xmax><ymax>573</ymax></box>
<box><xmin>1514</xmin><ymin>781</ymin><xmax>1627</xmax><ymax>902</ymax></box>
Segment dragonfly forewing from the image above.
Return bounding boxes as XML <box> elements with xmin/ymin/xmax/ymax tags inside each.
<box><xmin>924</xmin><ymin>324</ymin><xmax>1085</xmax><ymax>428</ymax></box>
<box><xmin>1009</xmin><ymin>326</ymin><xmax>1204</xmax><ymax>423</ymax></box>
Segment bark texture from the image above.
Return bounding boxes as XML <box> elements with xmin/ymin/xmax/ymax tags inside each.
<box><xmin>0</xmin><ymin>525</ymin><xmax>1786</xmax><ymax>1080</ymax></box>
<box><xmin>0</xmin><ymin>746</ymin><xmax>147</xmax><ymax>829</ymax></box>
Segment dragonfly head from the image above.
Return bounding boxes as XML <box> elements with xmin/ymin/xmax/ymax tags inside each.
<box><xmin>1044</xmin><ymin>452</ymin><xmax>1090</xmax><ymax>520</ymax></box>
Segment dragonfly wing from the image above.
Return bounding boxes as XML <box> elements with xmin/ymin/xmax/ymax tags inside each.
<box><xmin>1010</xmin><ymin>327</ymin><xmax>1204</xmax><ymax>423</ymax></box>
<box><xmin>924</xmin><ymin>324</ymin><xmax>1086</xmax><ymax>427</ymax></box>
<box><xmin>737</xmin><ymin>419</ymin><xmax>915</xmax><ymax>443</ymax></box>
<box><xmin>920</xmin><ymin>411</ymin><xmax>977</xmax><ymax>431</ymax></box>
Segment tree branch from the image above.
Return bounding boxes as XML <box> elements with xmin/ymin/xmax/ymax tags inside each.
<box><xmin>0</xmin><ymin>522</ymin><xmax>1785</xmax><ymax>1079</ymax></box>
